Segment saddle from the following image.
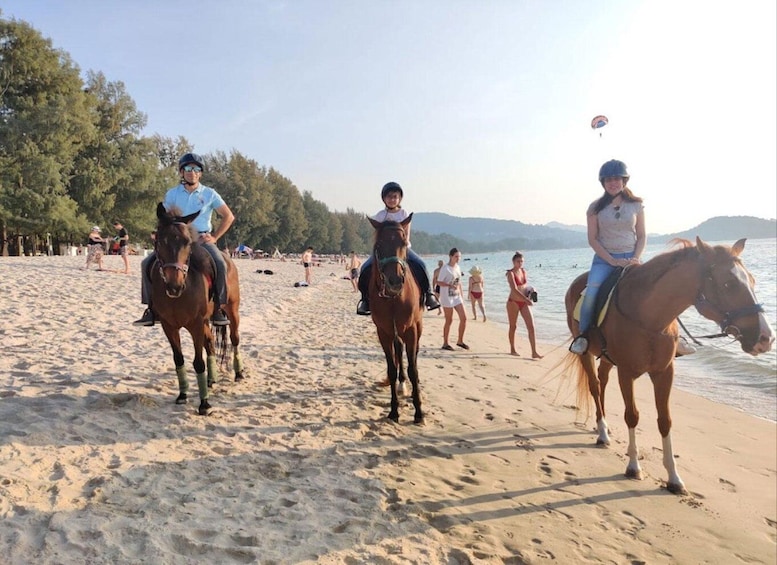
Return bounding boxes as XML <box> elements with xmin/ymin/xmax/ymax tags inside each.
<box><xmin>573</xmin><ymin>267</ymin><xmax>625</xmax><ymax>328</ymax></box>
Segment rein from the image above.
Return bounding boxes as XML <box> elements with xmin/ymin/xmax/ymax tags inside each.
<box><xmin>154</xmin><ymin>222</ymin><xmax>193</xmax><ymax>284</ymax></box>
<box><xmin>373</xmin><ymin>225</ymin><xmax>409</xmax><ymax>299</ymax></box>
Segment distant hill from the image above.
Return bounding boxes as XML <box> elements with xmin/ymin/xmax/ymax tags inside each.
<box><xmin>654</xmin><ymin>216</ymin><xmax>776</xmax><ymax>243</ymax></box>
<box><xmin>411</xmin><ymin>212</ymin><xmax>775</xmax><ymax>252</ymax></box>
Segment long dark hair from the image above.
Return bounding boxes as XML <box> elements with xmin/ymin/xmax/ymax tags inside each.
<box><xmin>593</xmin><ymin>186</ymin><xmax>643</xmax><ymax>215</ymax></box>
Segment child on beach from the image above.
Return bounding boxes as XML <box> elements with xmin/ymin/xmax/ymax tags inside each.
<box><xmin>506</xmin><ymin>251</ymin><xmax>542</xmax><ymax>359</ymax></box>
<box><xmin>356</xmin><ymin>182</ymin><xmax>440</xmax><ymax>315</ymax></box>
<box><xmin>468</xmin><ymin>265</ymin><xmax>486</xmax><ymax>322</ymax></box>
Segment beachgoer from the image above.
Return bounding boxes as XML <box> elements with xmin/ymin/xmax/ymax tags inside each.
<box><xmin>438</xmin><ymin>248</ymin><xmax>468</xmax><ymax>350</ymax></box>
<box><xmin>112</xmin><ymin>220</ymin><xmax>130</xmax><ymax>274</ymax></box>
<box><xmin>356</xmin><ymin>182</ymin><xmax>441</xmax><ymax>315</ymax></box>
<box><xmin>569</xmin><ymin>159</ymin><xmax>645</xmax><ymax>354</ymax></box>
<box><xmin>346</xmin><ymin>251</ymin><xmax>361</xmax><ymax>292</ymax></box>
<box><xmin>84</xmin><ymin>226</ymin><xmax>105</xmax><ymax>271</ymax></box>
<box><xmin>302</xmin><ymin>247</ymin><xmax>314</xmax><ymax>285</ymax></box>
<box><xmin>432</xmin><ymin>259</ymin><xmax>444</xmax><ymax>316</ymax></box>
<box><xmin>133</xmin><ymin>152</ymin><xmax>235</xmax><ymax>327</ymax></box>
<box><xmin>506</xmin><ymin>251</ymin><xmax>542</xmax><ymax>358</ymax></box>
<box><xmin>468</xmin><ymin>265</ymin><xmax>486</xmax><ymax>322</ymax></box>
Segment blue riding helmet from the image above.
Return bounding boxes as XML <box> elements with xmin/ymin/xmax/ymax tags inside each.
<box><xmin>598</xmin><ymin>160</ymin><xmax>629</xmax><ymax>186</ymax></box>
<box><xmin>178</xmin><ymin>152</ymin><xmax>205</xmax><ymax>172</ymax></box>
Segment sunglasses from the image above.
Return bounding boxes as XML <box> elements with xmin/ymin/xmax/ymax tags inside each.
<box><xmin>182</xmin><ymin>165</ymin><xmax>202</xmax><ymax>173</ymax></box>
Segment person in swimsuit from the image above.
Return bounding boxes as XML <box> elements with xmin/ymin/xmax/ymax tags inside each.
<box><xmin>301</xmin><ymin>247</ymin><xmax>314</xmax><ymax>285</ymax></box>
<box><xmin>468</xmin><ymin>265</ymin><xmax>486</xmax><ymax>322</ymax></box>
<box><xmin>506</xmin><ymin>251</ymin><xmax>542</xmax><ymax>359</ymax></box>
<box><xmin>432</xmin><ymin>259</ymin><xmax>444</xmax><ymax>316</ymax></box>
<box><xmin>346</xmin><ymin>251</ymin><xmax>361</xmax><ymax>292</ymax></box>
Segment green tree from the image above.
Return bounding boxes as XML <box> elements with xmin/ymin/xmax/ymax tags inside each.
<box><xmin>262</xmin><ymin>168</ymin><xmax>307</xmax><ymax>252</ymax></box>
<box><xmin>302</xmin><ymin>191</ymin><xmax>333</xmax><ymax>252</ymax></box>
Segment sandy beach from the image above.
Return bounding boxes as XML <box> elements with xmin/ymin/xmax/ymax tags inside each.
<box><xmin>0</xmin><ymin>255</ymin><xmax>774</xmax><ymax>564</ymax></box>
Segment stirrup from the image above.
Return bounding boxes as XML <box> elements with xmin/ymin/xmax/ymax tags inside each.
<box><xmin>356</xmin><ymin>300</ymin><xmax>370</xmax><ymax>316</ymax></box>
<box><xmin>212</xmin><ymin>309</ymin><xmax>229</xmax><ymax>326</ymax></box>
<box><xmin>425</xmin><ymin>293</ymin><xmax>441</xmax><ymax>310</ymax></box>
<box><xmin>569</xmin><ymin>336</ymin><xmax>589</xmax><ymax>355</ymax></box>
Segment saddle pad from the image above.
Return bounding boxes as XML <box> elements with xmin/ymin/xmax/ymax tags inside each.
<box><xmin>573</xmin><ymin>287</ymin><xmax>615</xmax><ymax>327</ymax></box>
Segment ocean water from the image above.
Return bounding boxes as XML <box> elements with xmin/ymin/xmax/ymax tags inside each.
<box><xmin>429</xmin><ymin>239</ymin><xmax>777</xmax><ymax>422</ymax></box>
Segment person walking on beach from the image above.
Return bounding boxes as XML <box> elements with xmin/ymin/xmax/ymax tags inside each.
<box><xmin>83</xmin><ymin>226</ymin><xmax>105</xmax><ymax>271</ymax></box>
<box><xmin>569</xmin><ymin>159</ymin><xmax>645</xmax><ymax>354</ymax></box>
<box><xmin>432</xmin><ymin>259</ymin><xmax>444</xmax><ymax>316</ymax></box>
<box><xmin>506</xmin><ymin>251</ymin><xmax>542</xmax><ymax>358</ymax></box>
<box><xmin>468</xmin><ymin>265</ymin><xmax>486</xmax><ymax>322</ymax></box>
<box><xmin>133</xmin><ymin>153</ymin><xmax>235</xmax><ymax>327</ymax></box>
<box><xmin>301</xmin><ymin>247</ymin><xmax>314</xmax><ymax>285</ymax></box>
<box><xmin>346</xmin><ymin>251</ymin><xmax>361</xmax><ymax>292</ymax></box>
<box><xmin>438</xmin><ymin>248</ymin><xmax>468</xmax><ymax>350</ymax></box>
<box><xmin>112</xmin><ymin>220</ymin><xmax>130</xmax><ymax>274</ymax></box>
<box><xmin>356</xmin><ymin>182</ymin><xmax>440</xmax><ymax>315</ymax></box>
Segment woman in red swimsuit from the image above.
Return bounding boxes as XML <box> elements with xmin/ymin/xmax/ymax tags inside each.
<box><xmin>506</xmin><ymin>251</ymin><xmax>542</xmax><ymax>358</ymax></box>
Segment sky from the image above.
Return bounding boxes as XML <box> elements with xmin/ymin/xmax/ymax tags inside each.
<box><xmin>2</xmin><ymin>0</ymin><xmax>775</xmax><ymax>234</ymax></box>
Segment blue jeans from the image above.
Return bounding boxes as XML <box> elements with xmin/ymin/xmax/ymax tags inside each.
<box><xmin>358</xmin><ymin>249</ymin><xmax>431</xmax><ymax>297</ymax></box>
<box><xmin>141</xmin><ymin>242</ymin><xmax>227</xmax><ymax>306</ymax></box>
<box><xmin>578</xmin><ymin>251</ymin><xmax>634</xmax><ymax>334</ymax></box>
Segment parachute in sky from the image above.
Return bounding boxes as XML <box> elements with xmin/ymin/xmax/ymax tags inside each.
<box><xmin>591</xmin><ymin>115</ymin><xmax>608</xmax><ymax>137</ymax></box>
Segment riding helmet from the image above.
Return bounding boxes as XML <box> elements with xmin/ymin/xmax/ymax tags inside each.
<box><xmin>381</xmin><ymin>181</ymin><xmax>403</xmax><ymax>200</ymax></box>
<box><xmin>598</xmin><ymin>159</ymin><xmax>629</xmax><ymax>186</ymax></box>
<box><xmin>178</xmin><ymin>152</ymin><xmax>205</xmax><ymax>171</ymax></box>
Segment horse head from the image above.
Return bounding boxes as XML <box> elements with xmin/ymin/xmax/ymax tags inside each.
<box><xmin>695</xmin><ymin>237</ymin><xmax>774</xmax><ymax>355</ymax></box>
<box><xmin>369</xmin><ymin>214</ymin><xmax>413</xmax><ymax>298</ymax></box>
<box><xmin>155</xmin><ymin>202</ymin><xmax>200</xmax><ymax>298</ymax></box>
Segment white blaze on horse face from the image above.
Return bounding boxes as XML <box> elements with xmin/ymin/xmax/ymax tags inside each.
<box><xmin>732</xmin><ymin>263</ymin><xmax>774</xmax><ymax>354</ymax></box>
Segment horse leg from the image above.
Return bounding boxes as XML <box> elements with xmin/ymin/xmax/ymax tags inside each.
<box><xmin>595</xmin><ymin>358</ymin><xmax>613</xmax><ymax>446</ymax></box>
<box><xmin>618</xmin><ymin>370</ymin><xmax>642</xmax><ymax>480</ymax></box>
<box><xmin>204</xmin><ymin>324</ymin><xmax>218</xmax><ymax>388</ymax></box>
<box><xmin>406</xmin><ymin>326</ymin><xmax>424</xmax><ymax>425</ymax></box>
<box><xmin>394</xmin><ymin>337</ymin><xmax>408</xmax><ymax>397</ymax></box>
<box><xmin>650</xmin><ymin>365</ymin><xmax>687</xmax><ymax>495</ymax></box>
<box><xmin>229</xmin><ymin>310</ymin><xmax>243</xmax><ymax>381</ymax></box>
<box><xmin>161</xmin><ymin>324</ymin><xmax>189</xmax><ymax>404</ymax></box>
<box><xmin>190</xmin><ymin>328</ymin><xmax>212</xmax><ymax>416</ymax></box>
<box><xmin>379</xmin><ymin>330</ymin><xmax>400</xmax><ymax>422</ymax></box>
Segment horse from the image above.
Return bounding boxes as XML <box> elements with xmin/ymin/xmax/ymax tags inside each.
<box><xmin>152</xmin><ymin>203</ymin><xmax>244</xmax><ymax>415</ymax></box>
<box><xmin>564</xmin><ymin>237</ymin><xmax>774</xmax><ymax>494</ymax></box>
<box><xmin>368</xmin><ymin>214</ymin><xmax>424</xmax><ymax>424</ymax></box>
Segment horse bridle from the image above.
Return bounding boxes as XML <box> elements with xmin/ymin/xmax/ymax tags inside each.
<box><xmin>695</xmin><ymin>264</ymin><xmax>764</xmax><ymax>338</ymax></box>
<box><xmin>154</xmin><ymin>223</ymin><xmax>193</xmax><ymax>286</ymax></box>
<box><xmin>374</xmin><ymin>227</ymin><xmax>408</xmax><ymax>298</ymax></box>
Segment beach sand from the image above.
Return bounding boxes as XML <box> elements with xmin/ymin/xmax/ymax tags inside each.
<box><xmin>0</xmin><ymin>255</ymin><xmax>775</xmax><ymax>564</ymax></box>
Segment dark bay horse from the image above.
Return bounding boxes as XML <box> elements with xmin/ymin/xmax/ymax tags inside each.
<box><xmin>565</xmin><ymin>237</ymin><xmax>773</xmax><ymax>494</ymax></box>
<box><xmin>368</xmin><ymin>214</ymin><xmax>424</xmax><ymax>424</ymax></box>
<box><xmin>152</xmin><ymin>203</ymin><xmax>243</xmax><ymax>415</ymax></box>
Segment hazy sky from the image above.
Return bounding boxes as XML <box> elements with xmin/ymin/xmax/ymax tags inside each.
<box><xmin>3</xmin><ymin>0</ymin><xmax>775</xmax><ymax>234</ymax></box>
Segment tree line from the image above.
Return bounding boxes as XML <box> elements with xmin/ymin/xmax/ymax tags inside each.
<box><xmin>1</xmin><ymin>16</ymin><xmax>481</xmax><ymax>258</ymax></box>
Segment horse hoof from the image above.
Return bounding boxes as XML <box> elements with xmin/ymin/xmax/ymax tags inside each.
<box><xmin>595</xmin><ymin>438</ymin><xmax>610</xmax><ymax>447</ymax></box>
<box><xmin>234</xmin><ymin>372</ymin><xmax>244</xmax><ymax>382</ymax></box>
<box><xmin>625</xmin><ymin>468</ymin><xmax>643</xmax><ymax>480</ymax></box>
<box><xmin>207</xmin><ymin>379</ymin><xmax>215</xmax><ymax>388</ymax></box>
<box><xmin>198</xmin><ymin>400</ymin><xmax>213</xmax><ymax>416</ymax></box>
<box><xmin>175</xmin><ymin>393</ymin><xmax>188</xmax><ymax>405</ymax></box>
<box><xmin>387</xmin><ymin>413</ymin><xmax>399</xmax><ymax>423</ymax></box>
<box><xmin>666</xmin><ymin>482</ymin><xmax>688</xmax><ymax>495</ymax></box>
<box><xmin>414</xmin><ymin>415</ymin><xmax>425</xmax><ymax>425</ymax></box>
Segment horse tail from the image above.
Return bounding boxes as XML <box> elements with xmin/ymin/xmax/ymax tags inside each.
<box><xmin>555</xmin><ymin>350</ymin><xmax>593</xmax><ymax>422</ymax></box>
<box><xmin>215</xmin><ymin>325</ymin><xmax>230</xmax><ymax>369</ymax></box>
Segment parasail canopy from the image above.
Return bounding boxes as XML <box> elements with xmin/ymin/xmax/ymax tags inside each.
<box><xmin>591</xmin><ymin>115</ymin><xmax>608</xmax><ymax>130</ymax></box>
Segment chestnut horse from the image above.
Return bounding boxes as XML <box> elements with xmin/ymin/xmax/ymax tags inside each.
<box><xmin>565</xmin><ymin>237</ymin><xmax>773</xmax><ymax>494</ymax></box>
<box><xmin>152</xmin><ymin>203</ymin><xmax>243</xmax><ymax>415</ymax></box>
<box><xmin>368</xmin><ymin>214</ymin><xmax>424</xmax><ymax>424</ymax></box>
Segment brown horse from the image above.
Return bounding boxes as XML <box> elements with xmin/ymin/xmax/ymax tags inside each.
<box><xmin>565</xmin><ymin>237</ymin><xmax>773</xmax><ymax>494</ymax></box>
<box><xmin>368</xmin><ymin>214</ymin><xmax>424</xmax><ymax>424</ymax></box>
<box><xmin>152</xmin><ymin>203</ymin><xmax>243</xmax><ymax>416</ymax></box>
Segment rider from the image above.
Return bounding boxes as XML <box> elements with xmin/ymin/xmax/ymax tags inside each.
<box><xmin>569</xmin><ymin>159</ymin><xmax>645</xmax><ymax>355</ymax></box>
<box><xmin>133</xmin><ymin>153</ymin><xmax>235</xmax><ymax>327</ymax></box>
<box><xmin>356</xmin><ymin>182</ymin><xmax>441</xmax><ymax>315</ymax></box>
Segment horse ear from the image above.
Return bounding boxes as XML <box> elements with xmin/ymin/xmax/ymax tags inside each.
<box><xmin>731</xmin><ymin>238</ymin><xmax>746</xmax><ymax>257</ymax></box>
<box><xmin>401</xmin><ymin>213</ymin><xmax>413</xmax><ymax>226</ymax></box>
<box><xmin>181</xmin><ymin>210</ymin><xmax>201</xmax><ymax>225</ymax></box>
<box><xmin>369</xmin><ymin>217</ymin><xmax>382</xmax><ymax>230</ymax></box>
<box><xmin>156</xmin><ymin>202</ymin><xmax>167</xmax><ymax>219</ymax></box>
<box><xmin>696</xmin><ymin>236</ymin><xmax>712</xmax><ymax>257</ymax></box>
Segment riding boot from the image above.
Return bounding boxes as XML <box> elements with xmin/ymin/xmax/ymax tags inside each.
<box><xmin>357</xmin><ymin>293</ymin><xmax>370</xmax><ymax>316</ymax></box>
<box><xmin>133</xmin><ymin>307</ymin><xmax>156</xmax><ymax>327</ymax></box>
<box><xmin>569</xmin><ymin>335</ymin><xmax>589</xmax><ymax>355</ymax></box>
<box><xmin>425</xmin><ymin>292</ymin><xmax>441</xmax><ymax>310</ymax></box>
<box><xmin>212</xmin><ymin>307</ymin><xmax>229</xmax><ymax>326</ymax></box>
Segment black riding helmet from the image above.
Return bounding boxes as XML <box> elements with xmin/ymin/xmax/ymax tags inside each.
<box><xmin>381</xmin><ymin>181</ymin><xmax>403</xmax><ymax>200</ymax></box>
<box><xmin>598</xmin><ymin>159</ymin><xmax>629</xmax><ymax>186</ymax></box>
<box><xmin>178</xmin><ymin>152</ymin><xmax>205</xmax><ymax>172</ymax></box>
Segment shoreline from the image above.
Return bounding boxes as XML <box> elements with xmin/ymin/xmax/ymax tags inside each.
<box><xmin>0</xmin><ymin>256</ymin><xmax>774</xmax><ymax>564</ymax></box>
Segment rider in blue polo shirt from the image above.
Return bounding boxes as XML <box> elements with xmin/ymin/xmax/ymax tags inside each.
<box><xmin>133</xmin><ymin>153</ymin><xmax>235</xmax><ymax>327</ymax></box>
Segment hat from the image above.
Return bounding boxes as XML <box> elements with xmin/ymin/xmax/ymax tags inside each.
<box><xmin>91</xmin><ymin>226</ymin><xmax>101</xmax><ymax>232</ymax></box>
<box><xmin>469</xmin><ymin>265</ymin><xmax>482</xmax><ymax>276</ymax></box>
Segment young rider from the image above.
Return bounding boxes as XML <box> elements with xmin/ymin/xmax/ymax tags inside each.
<box><xmin>356</xmin><ymin>182</ymin><xmax>441</xmax><ymax>315</ymax></box>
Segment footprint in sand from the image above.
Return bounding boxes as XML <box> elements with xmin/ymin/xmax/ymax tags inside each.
<box><xmin>718</xmin><ymin>477</ymin><xmax>736</xmax><ymax>492</ymax></box>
